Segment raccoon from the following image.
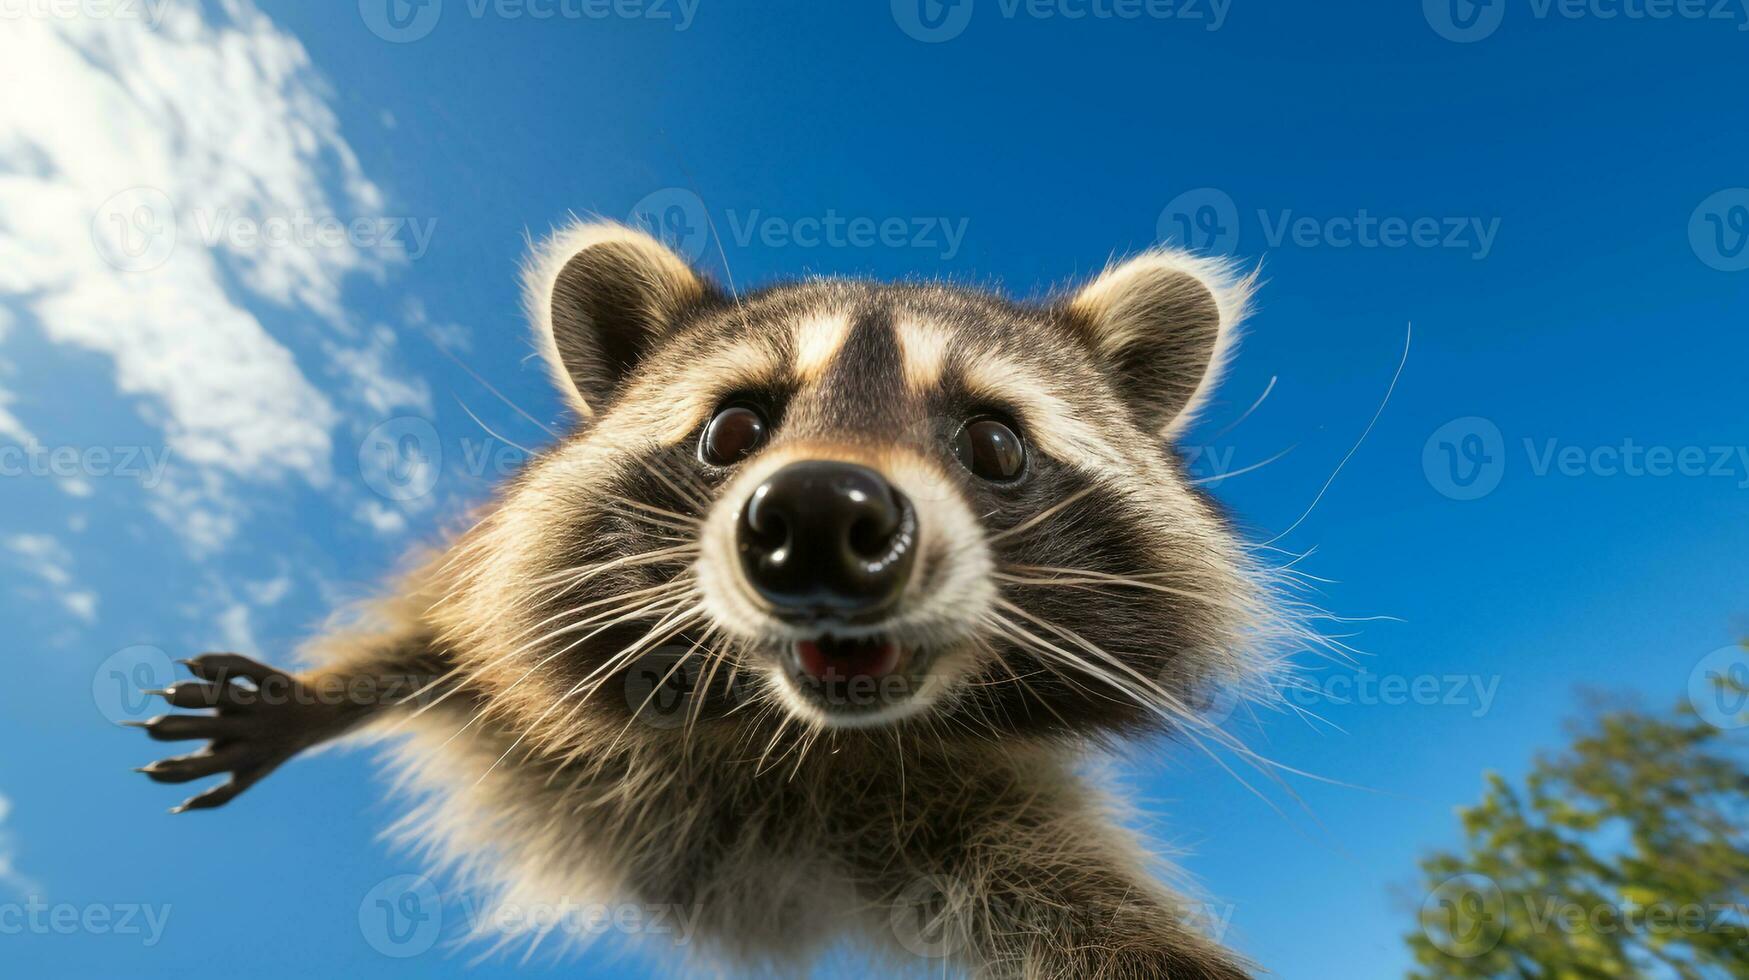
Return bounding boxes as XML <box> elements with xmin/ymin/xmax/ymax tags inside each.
<box><xmin>131</xmin><ymin>221</ymin><xmax>1291</xmax><ymax>978</ymax></box>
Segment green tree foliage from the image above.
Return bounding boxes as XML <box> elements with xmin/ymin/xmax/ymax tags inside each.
<box><xmin>1407</xmin><ymin>650</ymin><xmax>1749</xmax><ymax>978</ymax></box>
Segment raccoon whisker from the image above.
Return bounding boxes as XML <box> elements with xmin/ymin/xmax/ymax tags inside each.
<box><xmin>514</xmin><ymin>576</ymin><xmax>697</xmax><ymax>652</ymax></box>
<box><xmin>889</xmin><ymin>727</ymin><xmax>908</xmax><ymax>820</ymax></box>
<box><xmin>1249</xmin><ymin>541</ymin><xmax>1314</xmax><ymax>561</ymax></box>
<box><xmin>532</xmin><ymin>552</ymin><xmax>696</xmax><ymax>609</ymax></box>
<box><xmin>597</xmin><ymin>509</ymin><xmax>698</xmax><ymax>541</ymax></box>
<box><xmin>459</xmin><ymin>584</ymin><xmax>701</xmax><ymax>703</ymax></box>
<box><xmin>1264</xmin><ymin>322</ymin><xmax>1410</xmax><ymax>548</ymax></box>
<box><xmin>715</xmin><ymin>655</ymin><xmax>756</xmax><ymax>722</ymax></box>
<box><xmin>481</xmin><ymin>601</ymin><xmax>707</xmax><ymax>783</ymax></box>
<box><xmin>720</xmin><ymin>658</ymin><xmax>746</xmax><ymax>703</ymax></box>
<box><xmin>994</xmin><ymin>570</ymin><xmax>1251</xmax><ymax>612</ymax></box>
<box><xmin>431</xmin><ymin>518</ymin><xmax>495</xmax><ymax>579</ymax></box>
<box><xmin>453</xmin><ymin>392</ymin><xmax>537</xmax><ymax>457</ymax></box>
<box><xmin>986</xmin><ymin>612</ymin><xmax>1295</xmax><ymax>816</ymax></box>
<box><xmin>528</xmin><ymin>591</ymin><xmax>704</xmax><ymax>707</ymax></box>
<box><xmin>726</xmin><ymin>692</ymin><xmax>783</xmax><ymax>759</ymax></box>
<box><xmin>919</xmin><ymin>707</ymin><xmax>955</xmax><ymax>764</ymax></box>
<box><xmin>982</xmin><ymin>616</ymin><xmax>1157</xmax><ymax>718</ymax></box>
<box><xmin>785</xmin><ymin>722</ymin><xmax>828</xmax><ymax>783</ymax></box>
<box><xmin>621</xmin><ymin>528</ymin><xmax>695</xmax><ymax>548</ymax></box>
<box><xmin>427</xmin><ymin>328</ymin><xmax>563</xmax><ymax>439</ymax></box>
<box><xmin>934</xmin><ymin>687</ymin><xmax>1002</xmax><ymax>745</ymax></box>
<box><xmin>528</xmin><ymin>543</ymin><xmax>697</xmax><ymax>590</ymax></box>
<box><xmin>1308</xmin><ymin>613</ymin><xmax>1402</xmax><ymax>624</ymax></box>
<box><xmin>991</xmin><ymin>600</ymin><xmax>1243</xmax><ymax>742</ymax></box>
<box><xmin>409</xmin><ymin>609</ymin><xmax>697</xmax><ymax>757</ymax></box>
<box><xmin>752</xmin><ymin>707</ymin><xmax>801</xmax><ymax>777</ymax></box>
<box><xmin>991</xmin><ymin>605</ymin><xmax>1347</xmax><ymax>822</ymax></box>
<box><xmin>502</xmin><ymin>576</ymin><xmax>699</xmax><ymax>660</ymax></box>
<box><xmin>549</xmin><ymin>605</ymin><xmax>713</xmax><ymax>741</ymax></box>
<box><xmin>683</xmin><ymin>627</ymin><xmax>732</xmax><ymax>744</ymax></box>
<box><xmin>598</xmin><ymin>627</ymin><xmax>719</xmax><ymax>759</ymax></box>
<box><xmin>1006</xmin><ymin>563</ymin><xmax>1237</xmax><ymax>584</ymax></box>
<box><xmin>793</xmin><ymin>716</ymin><xmax>844</xmax><ymax>781</ymax></box>
<box><xmin>1187</xmin><ymin>442</ymin><xmax>1297</xmax><ymax>487</ymax></box>
<box><xmin>987</xmin><ymin>485</ymin><xmax>1098</xmax><ymax>543</ymax></box>
<box><xmin>1207</xmin><ymin>374</ymin><xmax>1276</xmax><ymax>440</ymax></box>
<box><xmin>599</xmin><ymin>496</ymin><xmax>704</xmax><ymax>532</ymax></box>
<box><xmin>968</xmin><ymin>634</ymin><xmax>1072</xmax><ymax>734</ymax></box>
<box><xmin>1276</xmin><ymin>568</ymin><xmax>1337</xmax><ymax>589</ymax></box>
<box><xmin>385</xmin><ymin>580</ymin><xmax>697</xmax><ymax>737</ymax></box>
<box><xmin>632</xmin><ymin>450</ymin><xmax>713</xmax><ymax>514</ymax></box>
<box><xmin>435</xmin><ymin>589</ymin><xmax>701</xmax><ymax>750</ymax></box>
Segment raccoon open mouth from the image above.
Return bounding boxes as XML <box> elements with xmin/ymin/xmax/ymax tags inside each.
<box><xmin>794</xmin><ymin>635</ymin><xmax>904</xmax><ymax>681</ymax></box>
<box><xmin>784</xmin><ymin>635</ymin><xmax>920</xmax><ymax>719</ymax></box>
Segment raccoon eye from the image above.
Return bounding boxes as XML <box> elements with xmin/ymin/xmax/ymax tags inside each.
<box><xmin>952</xmin><ymin>417</ymin><xmax>1026</xmax><ymax>482</ymax></box>
<box><xmin>699</xmin><ymin>404</ymin><xmax>768</xmax><ymax>465</ymax></box>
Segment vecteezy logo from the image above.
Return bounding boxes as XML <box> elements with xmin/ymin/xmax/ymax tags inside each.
<box><xmin>890</xmin><ymin>875</ymin><xmax>967</xmax><ymax>958</ymax></box>
<box><xmin>360</xmin><ymin>417</ymin><xmax>442</xmax><ymax>501</ymax></box>
<box><xmin>1157</xmin><ymin>188</ymin><xmax>1240</xmax><ymax>255</ymax></box>
<box><xmin>1689</xmin><ymin>189</ymin><xmax>1749</xmax><ymax>272</ymax></box>
<box><xmin>892</xmin><ymin>0</ymin><xmax>974</xmax><ymax>42</ymax></box>
<box><xmin>628</xmin><ymin>188</ymin><xmax>711</xmax><ymax>263</ymax></box>
<box><xmin>1424</xmin><ymin>0</ymin><xmax>1505</xmax><ymax>42</ymax></box>
<box><xmin>359</xmin><ymin>874</ymin><xmax>443</xmax><ymax>957</ymax></box>
<box><xmin>1421</xmin><ymin>873</ymin><xmax>1506</xmax><ymax>958</ymax></box>
<box><xmin>360</xmin><ymin>0</ymin><xmax>443</xmax><ymax>43</ymax></box>
<box><xmin>1423</xmin><ymin>416</ymin><xmax>1506</xmax><ymax>501</ymax></box>
<box><xmin>1183</xmin><ymin>671</ymin><xmax>1242</xmax><ymax>729</ymax></box>
<box><xmin>91</xmin><ymin>187</ymin><xmax>177</xmax><ymax>272</ymax></box>
<box><xmin>1689</xmin><ymin>645</ymin><xmax>1749</xmax><ymax>730</ymax></box>
<box><xmin>93</xmin><ymin>644</ymin><xmax>177</xmax><ymax>725</ymax></box>
<box><xmin>624</xmin><ymin>643</ymin><xmax>704</xmax><ymax>730</ymax></box>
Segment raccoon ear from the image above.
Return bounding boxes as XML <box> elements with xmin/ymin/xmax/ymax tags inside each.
<box><xmin>1064</xmin><ymin>249</ymin><xmax>1256</xmax><ymax>438</ymax></box>
<box><xmin>524</xmin><ymin>220</ymin><xmax>714</xmax><ymax>417</ymax></box>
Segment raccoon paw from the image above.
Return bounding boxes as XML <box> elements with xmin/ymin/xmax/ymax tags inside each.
<box><xmin>128</xmin><ymin>653</ymin><xmax>342</xmax><ymax>813</ymax></box>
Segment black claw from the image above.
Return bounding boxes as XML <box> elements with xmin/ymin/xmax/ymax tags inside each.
<box><xmin>173</xmin><ymin>773</ymin><xmax>256</xmax><ymax>813</ymax></box>
<box><xmin>154</xmin><ymin>680</ymin><xmax>226</xmax><ymax>709</ymax></box>
<box><xmin>182</xmin><ymin>653</ymin><xmax>280</xmax><ymax>685</ymax></box>
<box><xmin>133</xmin><ymin>714</ymin><xmax>241</xmax><ymax>742</ymax></box>
<box><xmin>137</xmin><ymin>749</ymin><xmax>238</xmax><ymax>784</ymax></box>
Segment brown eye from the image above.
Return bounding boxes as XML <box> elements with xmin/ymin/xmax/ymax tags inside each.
<box><xmin>952</xmin><ymin>417</ymin><xmax>1026</xmax><ymax>482</ymax></box>
<box><xmin>700</xmin><ymin>404</ymin><xmax>767</xmax><ymax>465</ymax></box>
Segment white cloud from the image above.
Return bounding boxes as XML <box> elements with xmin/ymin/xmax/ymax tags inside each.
<box><xmin>326</xmin><ymin>324</ymin><xmax>433</xmax><ymax>419</ymax></box>
<box><xmin>197</xmin><ymin>568</ymin><xmax>298</xmax><ymax>654</ymax></box>
<box><xmin>0</xmin><ymin>793</ymin><xmax>35</xmax><ymax>896</ymax></box>
<box><xmin>245</xmin><ymin>572</ymin><xmax>293</xmax><ymax>606</ymax></box>
<box><xmin>0</xmin><ymin>392</ymin><xmax>29</xmax><ymax>445</ymax></box>
<box><xmin>6</xmin><ymin>535</ymin><xmax>73</xmax><ymax>587</ymax></box>
<box><xmin>6</xmin><ymin>533</ymin><xmax>99</xmax><ymax>623</ymax></box>
<box><xmin>356</xmin><ymin>499</ymin><xmax>410</xmax><ymax>536</ymax></box>
<box><xmin>0</xmin><ymin>307</ymin><xmax>28</xmax><ymax>444</ymax></box>
<box><xmin>214</xmin><ymin>600</ymin><xmax>257</xmax><ymax>654</ymax></box>
<box><xmin>63</xmin><ymin>591</ymin><xmax>99</xmax><ymax>622</ymax></box>
<box><xmin>0</xmin><ymin>1</ymin><xmax>433</xmax><ymax>554</ymax></box>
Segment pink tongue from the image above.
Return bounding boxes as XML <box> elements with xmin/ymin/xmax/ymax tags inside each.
<box><xmin>796</xmin><ymin>638</ymin><xmax>901</xmax><ymax>681</ymax></box>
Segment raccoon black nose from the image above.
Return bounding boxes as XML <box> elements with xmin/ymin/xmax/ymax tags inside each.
<box><xmin>737</xmin><ymin>461</ymin><xmax>917</xmax><ymax>622</ymax></box>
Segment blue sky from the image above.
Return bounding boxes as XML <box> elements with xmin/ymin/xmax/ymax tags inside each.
<box><xmin>2</xmin><ymin>1</ymin><xmax>1746</xmax><ymax>976</ymax></box>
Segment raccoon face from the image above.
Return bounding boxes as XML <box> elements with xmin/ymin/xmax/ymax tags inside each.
<box><xmin>485</xmin><ymin>221</ymin><xmax>1264</xmax><ymax>742</ymax></box>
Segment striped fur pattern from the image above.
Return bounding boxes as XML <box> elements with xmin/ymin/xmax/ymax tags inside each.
<box><xmin>300</xmin><ymin>222</ymin><xmax>1293</xmax><ymax>977</ymax></box>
